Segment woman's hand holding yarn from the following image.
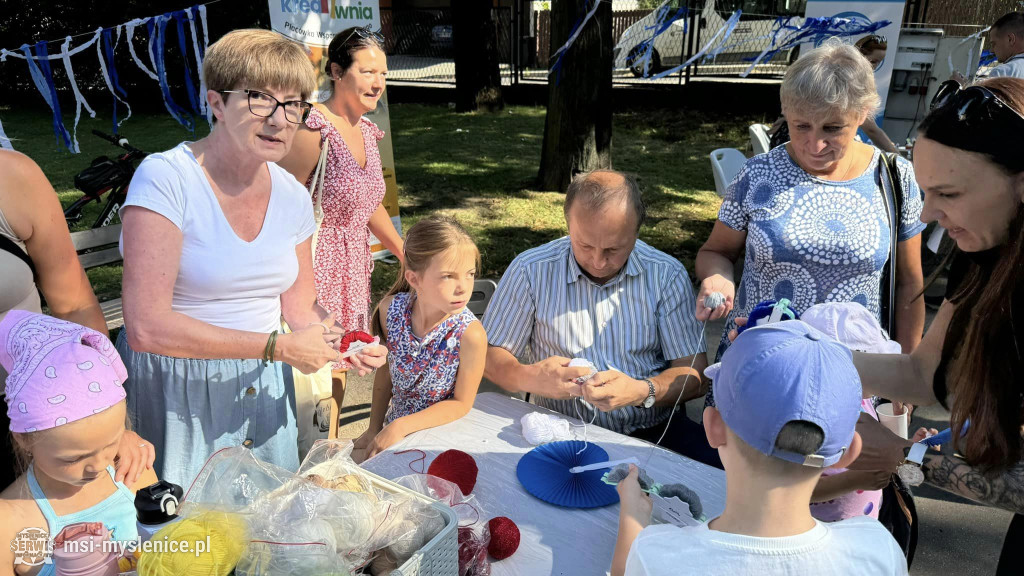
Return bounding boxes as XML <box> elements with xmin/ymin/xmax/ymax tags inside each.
<box><xmin>277</xmin><ymin>320</ymin><xmax>340</xmax><ymax>374</ymax></box>
<box><xmin>696</xmin><ymin>275</ymin><xmax>735</xmax><ymax>322</ymax></box>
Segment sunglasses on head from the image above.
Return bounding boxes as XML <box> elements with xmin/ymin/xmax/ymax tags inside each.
<box><xmin>340</xmin><ymin>25</ymin><xmax>384</xmax><ymax>46</ymax></box>
<box><xmin>930</xmin><ymin>80</ymin><xmax>1024</xmax><ymax>126</ymax></box>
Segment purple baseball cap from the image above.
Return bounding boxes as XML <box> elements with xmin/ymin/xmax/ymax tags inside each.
<box><xmin>704</xmin><ymin>321</ymin><xmax>862</xmax><ymax>468</ymax></box>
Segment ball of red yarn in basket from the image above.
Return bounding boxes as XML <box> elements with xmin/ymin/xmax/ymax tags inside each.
<box><xmin>428</xmin><ymin>449</ymin><xmax>478</xmax><ymax>496</ymax></box>
<box><xmin>487</xmin><ymin>516</ymin><xmax>520</xmax><ymax>560</ymax></box>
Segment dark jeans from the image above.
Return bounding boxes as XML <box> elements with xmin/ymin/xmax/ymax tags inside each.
<box><xmin>631</xmin><ymin>412</ymin><xmax>723</xmax><ymax>470</ymax></box>
<box><xmin>997</xmin><ymin>514</ymin><xmax>1024</xmax><ymax>575</ymax></box>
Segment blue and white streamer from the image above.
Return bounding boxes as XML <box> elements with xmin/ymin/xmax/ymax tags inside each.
<box><xmin>149</xmin><ymin>15</ymin><xmax>194</xmax><ymax>131</ymax></box>
<box><xmin>186</xmin><ymin>7</ymin><xmax>207</xmax><ymax>118</ymax></box>
<box><xmin>549</xmin><ymin>0</ymin><xmax>602</xmax><ymax>80</ymax></box>
<box><xmin>60</xmin><ymin>36</ymin><xmax>98</xmax><ymax>153</ymax></box>
<box><xmin>98</xmin><ymin>26</ymin><xmax>133</xmax><ymax>132</ymax></box>
<box><xmin>0</xmin><ymin>117</ymin><xmax>13</xmax><ymax>150</ymax></box>
<box><xmin>628</xmin><ymin>0</ymin><xmax>688</xmax><ymax>78</ymax></box>
<box><xmin>648</xmin><ymin>10</ymin><xmax>743</xmax><ymax>80</ymax></box>
<box><xmin>738</xmin><ymin>16</ymin><xmax>889</xmax><ymax>77</ymax></box>
<box><xmin>21</xmin><ymin>42</ymin><xmax>71</xmax><ymax>149</ymax></box>
<box><xmin>125</xmin><ymin>17</ymin><xmax>159</xmax><ymax>81</ymax></box>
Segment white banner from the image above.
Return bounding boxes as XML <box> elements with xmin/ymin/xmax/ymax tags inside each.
<box><xmin>804</xmin><ymin>1</ymin><xmax>907</xmax><ymax>126</ymax></box>
<box><xmin>269</xmin><ymin>0</ymin><xmax>380</xmax><ymax>47</ymax></box>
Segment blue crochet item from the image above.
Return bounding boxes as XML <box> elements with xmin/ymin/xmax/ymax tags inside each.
<box><xmin>735</xmin><ymin>298</ymin><xmax>799</xmax><ymax>336</ymax></box>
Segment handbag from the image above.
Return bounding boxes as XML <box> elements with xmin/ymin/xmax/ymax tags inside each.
<box><xmin>308</xmin><ymin>137</ymin><xmax>330</xmax><ymax>256</ymax></box>
<box><xmin>877</xmin><ymin>152</ymin><xmax>904</xmax><ymax>337</ymax></box>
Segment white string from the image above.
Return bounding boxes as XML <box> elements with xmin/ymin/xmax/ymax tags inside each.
<box><xmin>186</xmin><ymin>9</ymin><xmax>207</xmax><ymax>118</ymax></box>
<box><xmin>548</xmin><ymin>0</ymin><xmax>603</xmax><ymax>75</ymax></box>
<box><xmin>641</xmin><ymin>292</ymin><xmax>724</xmax><ymax>469</ymax></box>
<box><xmin>573</xmin><ymin>396</ymin><xmax>599</xmax><ymax>455</ymax></box>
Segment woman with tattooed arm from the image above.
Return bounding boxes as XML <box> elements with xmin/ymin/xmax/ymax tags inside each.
<box><xmin>804</xmin><ymin>77</ymin><xmax>1023</xmax><ymax>573</ymax></box>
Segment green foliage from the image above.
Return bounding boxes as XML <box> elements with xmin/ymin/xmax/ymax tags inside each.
<box><xmin>12</xmin><ymin>103</ymin><xmax>757</xmax><ymax>309</ymax></box>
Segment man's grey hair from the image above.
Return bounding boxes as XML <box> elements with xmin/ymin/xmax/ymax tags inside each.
<box><xmin>563</xmin><ymin>170</ymin><xmax>646</xmax><ymax>232</ymax></box>
<box><xmin>780</xmin><ymin>39</ymin><xmax>881</xmax><ymax>120</ymax></box>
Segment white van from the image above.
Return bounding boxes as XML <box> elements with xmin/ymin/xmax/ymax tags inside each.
<box><xmin>613</xmin><ymin>0</ymin><xmax>803</xmax><ymax>76</ymax></box>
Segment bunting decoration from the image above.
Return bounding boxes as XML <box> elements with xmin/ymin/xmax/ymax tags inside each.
<box><xmin>0</xmin><ymin>4</ymin><xmax>212</xmax><ymax>152</ymax></box>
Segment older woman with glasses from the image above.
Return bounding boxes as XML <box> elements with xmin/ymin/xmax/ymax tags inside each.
<box><xmin>116</xmin><ymin>29</ymin><xmax>387</xmax><ymax>486</ymax></box>
<box><xmin>281</xmin><ymin>27</ymin><xmax>401</xmax><ymax>386</ymax></box>
<box><xmin>697</xmin><ymin>42</ymin><xmax>927</xmax><ymax>405</ymax></box>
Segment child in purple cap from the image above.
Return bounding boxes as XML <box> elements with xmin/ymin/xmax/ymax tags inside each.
<box><xmin>611</xmin><ymin>321</ymin><xmax>907</xmax><ymax>576</ymax></box>
<box><xmin>0</xmin><ymin>311</ymin><xmax>158</xmax><ymax>575</ymax></box>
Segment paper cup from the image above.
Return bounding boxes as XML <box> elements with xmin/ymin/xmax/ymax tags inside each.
<box><xmin>876</xmin><ymin>403</ymin><xmax>909</xmax><ymax>439</ymax></box>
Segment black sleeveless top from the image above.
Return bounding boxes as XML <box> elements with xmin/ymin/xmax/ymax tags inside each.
<box><xmin>932</xmin><ymin>248</ymin><xmax>1023</xmax><ymax>407</ymax></box>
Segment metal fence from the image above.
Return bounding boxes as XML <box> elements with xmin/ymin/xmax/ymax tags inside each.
<box><xmin>381</xmin><ymin>7</ymin><xmax>515</xmax><ymax>85</ymax></box>
<box><xmin>383</xmin><ymin>0</ymin><xmax>803</xmax><ymax>87</ymax></box>
<box><xmin>917</xmin><ymin>0</ymin><xmax>1022</xmax><ymax>29</ymax></box>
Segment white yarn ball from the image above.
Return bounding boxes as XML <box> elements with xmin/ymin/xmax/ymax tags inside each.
<box><xmin>521</xmin><ymin>412</ymin><xmax>574</xmax><ymax>445</ymax></box>
<box><xmin>703</xmin><ymin>292</ymin><xmax>726</xmax><ymax>311</ymax></box>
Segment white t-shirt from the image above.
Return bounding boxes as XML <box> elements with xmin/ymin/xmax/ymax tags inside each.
<box><xmin>625</xmin><ymin>518</ymin><xmax>907</xmax><ymax>576</ymax></box>
<box><xmin>986</xmin><ymin>54</ymin><xmax>1024</xmax><ymax>79</ymax></box>
<box><xmin>120</xmin><ymin>143</ymin><xmax>315</xmax><ymax>333</ymax></box>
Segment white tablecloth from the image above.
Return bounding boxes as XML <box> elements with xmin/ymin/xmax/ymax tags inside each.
<box><xmin>361</xmin><ymin>393</ymin><xmax>726</xmax><ymax>576</ymax></box>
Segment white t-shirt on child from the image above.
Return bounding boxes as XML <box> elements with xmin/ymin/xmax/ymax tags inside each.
<box><xmin>625</xmin><ymin>518</ymin><xmax>907</xmax><ymax>576</ymax></box>
<box><xmin>120</xmin><ymin>143</ymin><xmax>316</xmax><ymax>333</ymax></box>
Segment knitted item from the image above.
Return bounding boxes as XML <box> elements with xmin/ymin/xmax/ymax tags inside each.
<box><xmin>735</xmin><ymin>298</ymin><xmax>799</xmax><ymax>336</ymax></box>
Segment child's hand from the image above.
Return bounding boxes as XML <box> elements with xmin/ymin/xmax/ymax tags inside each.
<box><xmin>727</xmin><ymin>317</ymin><xmax>748</xmax><ymax>342</ymax></box>
<box><xmin>357</xmin><ymin>425</ymin><xmax>405</xmax><ymax>463</ymax></box>
<box><xmin>349</xmin><ymin>344</ymin><xmax>388</xmax><ymax>376</ymax></box>
<box><xmin>911</xmin><ymin>427</ymin><xmax>940</xmax><ymax>445</ymax></box>
<box><xmin>113</xmin><ymin>430</ymin><xmax>155</xmax><ymax>485</ymax></box>
<box><xmin>616</xmin><ymin>465</ymin><xmax>653</xmax><ymax>527</ymax></box>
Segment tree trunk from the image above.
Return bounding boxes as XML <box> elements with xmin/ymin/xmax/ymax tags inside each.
<box><xmin>537</xmin><ymin>0</ymin><xmax>613</xmax><ymax>192</ymax></box>
<box><xmin>453</xmin><ymin>0</ymin><xmax>504</xmax><ymax>113</ymax></box>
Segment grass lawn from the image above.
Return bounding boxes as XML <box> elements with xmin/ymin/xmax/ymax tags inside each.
<box><xmin>2</xmin><ymin>102</ymin><xmax>759</xmax><ymax>306</ymax></box>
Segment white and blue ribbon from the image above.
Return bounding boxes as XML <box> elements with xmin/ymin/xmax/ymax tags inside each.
<box><xmin>97</xmin><ymin>26</ymin><xmax>133</xmax><ymax>132</ymax></box>
<box><xmin>21</xmin><ymin>41</ymin><xmax>72</xmax><ymax>150</ymax></box>
<box><xmin>61</xmin><ymin>35</ymin><xmax>98</xmax><ymax>153</ymax></box>
<box><xmin>186</xmin><ymin>7</ymin><xmax>208</xmax><ymax>118</ymax></box>
<box><xmin>650</xmin><ymin>10</ymin><xmax>743</xmax><ymax>80</ymax></box>
<box><xmin>549</xmin><ymin>0</ymin><xmax>602</xmax><ymax>81</ymax></box>
<box><xmin>125</xmin><ymin>17</ymin><xmax>159</xmax><ymax>81</ymax></box>
<box><xmin>0</xmin><ymin>117</ymin><xmax>13</xmax><ymax>150</ymax></box>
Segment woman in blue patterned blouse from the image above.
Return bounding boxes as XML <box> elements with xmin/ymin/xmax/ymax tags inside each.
<box><xmin>696</xmin><ymin>41</ymin><xmax>926</xmax><ymax>406</ymax></box>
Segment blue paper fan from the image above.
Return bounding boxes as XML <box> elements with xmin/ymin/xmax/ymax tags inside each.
<box><xmin>516</xmin><ymin>441</ymin><xmax>619</xmax><ymax>508</ymax></box>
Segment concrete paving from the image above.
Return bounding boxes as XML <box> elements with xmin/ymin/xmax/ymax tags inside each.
<box><xmin>335</xmin><ymin>313</ymin><xmax>1011</xmax><ymax>575</ymax></box>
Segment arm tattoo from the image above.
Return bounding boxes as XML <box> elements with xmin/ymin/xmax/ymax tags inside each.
<box><xmin>923</xmin><ymin>453</ymin><xmax>1024</xmax><ymax>514</ymax></box>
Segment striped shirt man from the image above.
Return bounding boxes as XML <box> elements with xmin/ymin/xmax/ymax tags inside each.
<box><xmin>483</xmin><ymin>236</ymin><xmax>705</xmax><ymax>435</ymax></box>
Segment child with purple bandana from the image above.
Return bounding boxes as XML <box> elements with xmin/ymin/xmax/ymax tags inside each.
<box><xmin>0</xmin><ymin>311</ymin><xmax>158</xmax><ymax>575</ymax></box>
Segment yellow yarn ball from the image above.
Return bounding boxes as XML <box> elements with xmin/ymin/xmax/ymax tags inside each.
<box><xmin>137</xmin><ymin>511</ymin><xmax>248</xmax><ymax>576</ymax></box>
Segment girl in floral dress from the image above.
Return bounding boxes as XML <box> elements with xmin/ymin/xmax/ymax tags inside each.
<box><xmin>352</xmin><ymin>216</ymin><xmax>486</xmax><ymax>463</ymax></box>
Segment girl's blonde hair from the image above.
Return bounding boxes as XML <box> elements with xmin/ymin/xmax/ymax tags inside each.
<box><xmin>371</xmin><ymin>216</ymin><xmax>480</xmax><ymax>339</ymax></box>
<box><xmin>9</xmin><ymin>407</ymin><xmax>133</xmax><ymax>476</ymax></box>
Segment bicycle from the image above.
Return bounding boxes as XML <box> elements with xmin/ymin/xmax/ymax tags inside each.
<box><xmin>63</xmin><ymin>130</ymin><xmax>147</xmax><ymax>229</ymax></box>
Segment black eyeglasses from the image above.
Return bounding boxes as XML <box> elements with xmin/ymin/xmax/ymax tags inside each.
<box><xmin>930</xmin><ymin>80</ymin><xmax>1024</xmax><ymax>125</ymax></box>
<box><xmin>218</xmin><ymin>89</ymin><xmax>312</xmax><ymax>124</ymax></box>
<box><xmin>340</xmin><ymin>25</ymin><xmax>384</xmax><ymax>46</ymax></box>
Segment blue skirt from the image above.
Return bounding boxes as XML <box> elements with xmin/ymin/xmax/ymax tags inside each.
<box><xmin>115</xmin><ymin>329</ymin><xmax>299</xmax><ymax>487</ymax></box>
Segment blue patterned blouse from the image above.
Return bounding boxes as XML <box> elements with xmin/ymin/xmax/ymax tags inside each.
<box><xmin>383</xmin><ymin>291</ymin><xmax>479</xmax><ymax>424</ymax></box>
<box><xmin>707</xmin><ymin>146</ymin><xmax>926</xmax><ymax>406</ymax></box>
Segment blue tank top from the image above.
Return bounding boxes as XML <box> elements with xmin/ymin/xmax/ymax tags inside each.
<box><xmin>27</xmin><ymin>464</ymin><xmax>138</xmax><ymax>576</ymax></box>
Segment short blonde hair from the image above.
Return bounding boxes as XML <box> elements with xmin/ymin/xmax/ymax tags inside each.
<box><xmin>203</xmin><ymin>29</ymin><xmax>316</xmax><ymax>99</ymax></box>
<box><xmin>781</xmin><ymin>39</ymin><xmax>880</xmax><ymax>120</ymax></box>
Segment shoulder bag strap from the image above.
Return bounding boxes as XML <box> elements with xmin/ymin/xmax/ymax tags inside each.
<box><xmin>0</xmin><ymin>233</ymin><xmax>36</xmax><ymax>282</ymax></box>
<box><xmin>308</xmin><ymin>137</ymin><xmax>330</xmax><ymax>255</ymax></box>
<box><xmin>877</xmin><ymin>152</ymin><xmax>901</xmax><ymax>336</ymax></box>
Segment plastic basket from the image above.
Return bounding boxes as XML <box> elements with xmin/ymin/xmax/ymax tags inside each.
<box><xmin>364</xmin><ymin>471</ymin><xmax>459</xmax><ymax>576</ymax></box>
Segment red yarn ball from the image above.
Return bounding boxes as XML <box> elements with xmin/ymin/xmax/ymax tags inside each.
<box><xmin>428</xmin><ymin>449</ymin><xmax>478</xmax><ymax>496</ymax></box>
<box><xmin>486</xmin><ymin>517</ymin><xmax>520</xmax><ymax>560</ymax></box>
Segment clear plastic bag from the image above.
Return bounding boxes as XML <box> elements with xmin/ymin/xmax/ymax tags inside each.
<box><xmin>235</xmin><ymin>539</ymin><xmax>349</xmax><ymax>576</ymax></box>
<box><xmin>179</xmin><ymin>447</ymin><xmax>294</xmax><ymax>517</ymax></box>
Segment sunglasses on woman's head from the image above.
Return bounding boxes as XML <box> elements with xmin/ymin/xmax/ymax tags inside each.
<box><xmin>930</xmin><ymin>80</ymin><xmax>1024</xmax><ymax>126</ymax></box>
<box><xmin>340</xmin><ymin>25</ymin><xmax>384</xmax><ymax>46</ymax></box>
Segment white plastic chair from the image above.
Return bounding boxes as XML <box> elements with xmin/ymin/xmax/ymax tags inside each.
<box><xmin>748</xmin><ymin>123</ymin><xmax>771</xmax><ymax>156</ymax></box>
<box><xmin>709</xmin><ymin>148</ymin><xmax>747</xmax><ymax>198</ymax></box>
